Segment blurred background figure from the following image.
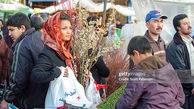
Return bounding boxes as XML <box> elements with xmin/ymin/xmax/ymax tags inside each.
<box><xmin>30</xmin><ymin>13</ymin><xmax>49</xmax><ymax>22</ymax></box>
<box><xmin>116</xmin><ymin>18</ymin><xmax>123</xmax><ymax>29</ymax></box>
<box><xmin>87</xmin><ymin>15</ymin><xmax>110</xmax><ymax>101</ymax></box>
<box><xmin>0</xmin><ymin>28</ymin><xmax>9</xmax><ymax>85</ymax></box>
<box><xmin>106</xmin><ymin>24</ymin><xmax>121</xmax><ymax>50</ymax></box>
<box><xmin>0</xmin><ymin>19</ymin><xmax>13</xmax><ymax>48</ymax></box>
<box><xmin>30</xmin><ymin>15</ymin><xmax>44</xmax><ymax>32</ymax></box>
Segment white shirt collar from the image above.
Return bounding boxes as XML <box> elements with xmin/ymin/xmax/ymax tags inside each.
<box><xmin>181</xmin><ymin>35</ymin><xmax>193</xmax><ymax>44</ymax></box>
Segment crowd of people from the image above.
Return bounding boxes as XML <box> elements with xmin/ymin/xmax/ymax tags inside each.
<box><xmin>0</xmin><ymin>9</ymin><xmax>193</xmax><ymax>109</ymax></box>
<box><xmin>116</xmin><ymin>10</ymin><xmax>194</xmax><ymax>109</ymax></box>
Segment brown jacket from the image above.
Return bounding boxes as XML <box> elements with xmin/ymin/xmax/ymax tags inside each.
<box><xmin>0</xmin><ymin>38</ymin><xmax>9</xmax><ymax>83</ymax></box>
<box><xmin>144</xmin><ymin>30</ymin><xmax>166</xmax><ymax>61</ymax></box>
<box><xmin>116</xmin><ymin>56</ymin><xmax>185</xmax><ymax>109</ymax></box>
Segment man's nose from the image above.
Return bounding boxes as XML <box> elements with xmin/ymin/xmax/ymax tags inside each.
<box><xmin>8</xmin><ymin>31</ymin><xmax>11</xmax><ymax>36</ymax></box>
<box><xmin>158</xmin><ymin>22</ymin><xmax>163</xmax><ymax>27</ymax></box>
<box><xmin>188</xmin><ymin>24</ymin><xmax>192</xmax><ymax>29</ymax></box>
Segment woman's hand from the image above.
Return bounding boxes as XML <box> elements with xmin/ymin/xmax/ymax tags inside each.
<box><xmin>0</xmin><ymin>100</ymin><xmax>8</xmax><ymax>109</ymax></box>
<box><xmin>85</xmin><ymin>70</ymin><xmax>92</xmax><ymax>82</ymax></box>
<box><xmin>58</xmin><ymin>66</ymin><xmax>69</xmax><ymax>77</ymax></box>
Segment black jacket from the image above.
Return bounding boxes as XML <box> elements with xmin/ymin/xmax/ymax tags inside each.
<box><xmin>88</xmin><ymin>49</ymin><xmax>110</xmax><ymax>83</ymax></box>
<box><xmin>90</xmin><ymin>56</ymin><xmax>110</xmax><ymax>96</ymax></box>
<box><xmin>30</xmin><ymin>45</ymin><xmax>65</xmax><ymax>108</ymax></box>
<box><xmin>90</xmin><ymin>56</ymin><xmax>110</xmax><ymax>81</ymax></box>
<box><xmin>4</xmin><ymin>28</ymin><xmax>44</xmax><ymax>109</ymax></box>
<box><xmin>88</xmin><ymin>48</ymin><xmax>110</xmax><ymax>96</ymax></box>
<box><xmin>166</xmin><ymin>32</ymin><xmax>194</xmax><ymax>95</ymax></box>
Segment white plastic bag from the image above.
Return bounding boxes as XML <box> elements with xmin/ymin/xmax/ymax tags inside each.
<box><xmin>85</xmin><ymin>76</ymin><xmax>102</xmax><ymax>108</ymax></box>
<box><xmin>45</xmin><ymin>66</ymin><xmax>92</xmax><ymax>109</ymax></box>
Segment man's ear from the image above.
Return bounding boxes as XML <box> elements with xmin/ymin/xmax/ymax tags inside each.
<box><xmin>146</xmin><ymin>21</ymin><xmax>149</xmax><ymax>28</ymax></box>
<box><xmin>133</xmin><ymin>50</ymin><xmax>140</xmax><ymax>56</ymax></box>
<box><xmin>177</xmin><ymin>26</ymin><xmax>181</xmax><ymax>31</ymax></box>
<box><xmin>20</xmin><ymin>25</ymin><xmax>26</xmax><ymax>33</ymax></box>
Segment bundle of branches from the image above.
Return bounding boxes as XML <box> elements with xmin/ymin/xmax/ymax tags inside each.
<box><xmin>104</xmin><ymin>49</ymin><xmax>129</xmax><ymax>96</ymax></box>
<box><xmin>71</xmin><ymin>7</ymin><xmax>115</xmax><ymax>86</ymax></box>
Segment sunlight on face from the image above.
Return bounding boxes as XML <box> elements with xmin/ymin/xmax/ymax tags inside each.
<box><xmin>8</xmin><ymin>26</ymin><xmax>23</xmax><ymax>42</ymax></box>
<box><xmin>60</xmin><ymin>20</ymin><xmax>72</xmax><ymax>42</ymax></box>
<box><xmin>179</xmin><ymin>18</ymin><xmax>192</xmax><ymax>35</ymax></box>
<box><xmin>147</xmin><ymin>18</ymin><xmax>164</xmax><ymax>35</ymax></box>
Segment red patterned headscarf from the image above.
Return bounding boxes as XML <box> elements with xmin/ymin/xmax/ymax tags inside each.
<box><xmin>42</xmin><ymin>11</ymin><xmax>73</xmax><ymax>69</ymax></box>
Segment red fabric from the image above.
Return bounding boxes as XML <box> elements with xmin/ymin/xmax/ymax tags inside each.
<box><xmin>42</xmin><ymin>11</ymin><xmax>73</xmax><ymax>69</ymax></box>
<box><xmin>94</xmin><ymin>81</ymin><xmax>107</xmax><ymax>90</ymax></box>
<box><xmin>0</xmin><ymin>39</ymin><xmax>9</xmax><ymax>83</ymax></box>
<box><xmin>56</xmin><ymin>106</ymin><xmax>64</xmax><ymax>109</ymax></box>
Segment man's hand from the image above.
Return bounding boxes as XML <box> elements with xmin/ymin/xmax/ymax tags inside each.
<box><xmin>101</xmin><ymin>93</ymin><xmax>106</xmax><ymax>101</ymax></box>
<box><xmin>191</xmin><ymin>88</ymin><xmax>194</xmax><ymax>95</ymax></box>
<box><xmin>0</xmin><ymin>100</ymin><xmax>8</xmax><ymax>109</ymax></box>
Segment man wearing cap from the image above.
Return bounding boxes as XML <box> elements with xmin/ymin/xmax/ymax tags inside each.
<box><xmin>144</xmin><ymin>10</ymin><xmax>167</xmax><ymax>62</ymax></box>
<box><xmin>129</xmin><ymin>10</ymin><xmax>167</xmax><ymax>69</ymax></box>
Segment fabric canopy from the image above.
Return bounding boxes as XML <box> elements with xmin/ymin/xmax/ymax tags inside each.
<box><xmin>38</xmin><ymin>0</ymin><xmax>135</xmax><ymax>16</ymax></box>
<box><xmin>0</xmin><ymin>1</ymin><xmax>33</xmax><ymax>13</ymax></box>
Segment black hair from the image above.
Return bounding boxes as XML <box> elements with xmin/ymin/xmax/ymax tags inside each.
<box><xmin>28</xmin><ymin>13</ymin><xmax>32</xmax><ymax>19</ymax></box>
<box><xmin>6</xmin><ymin>12</ymin><xmax>31</xmax><ymax>30</ymax></box>
<box><xmin>87</xmin><ymin>15</ymin><xmax>99</xmax><ymax>27</ymax></box>
<box><xmin>60</xmin><ymin>13</ymin><xmax>72</xmax><ymax>24</ymax></box>
<box><xmin>127</xmin><ymin>36</ymin><xmax>152</xmax><ymax>56</ymax></box>
<box><xmin>39</xmin><ymin>13</ymin><xmax>49</xmax><ymax>21</ymax></box>
<box><xmin>30</xmin><ymin>16</ymin><xmax>44</xmax><ymax>31</ymax></box>
<box><xmin>173</xmin><ymin>14</ymin><xmax>188</xmax><ymax>32</ymax></box>
<box><xmin>31</xmin><ymin>13</ymin><xmax>49</xmax><ymax>22</ymax></box>
<box><xmin>116</xmin><ymin>18</ymin><xmax>120</xmax><ymax>21</ymax></box>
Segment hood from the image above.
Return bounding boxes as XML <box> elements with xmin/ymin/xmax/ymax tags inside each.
<box><xmin>135</xmin><ymin>56</ymin><xmax>180</xmax><ymax>84</ymax></box>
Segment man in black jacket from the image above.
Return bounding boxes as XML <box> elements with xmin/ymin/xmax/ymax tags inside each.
<box><xmin>166</xmin><ymin>14</ymin><xmax>194</xmax><ymax>109</ymax></box>
<box><xmin>0</xmin><ymin>12</ymin><xmax>44</xmax><ymax>109</ymax></box>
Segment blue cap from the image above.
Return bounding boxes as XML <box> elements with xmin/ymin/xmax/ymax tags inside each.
<box><xmin>145</xmin><ymin>10</ymin><xmax>167</xmax><ymax>22</ymax></box>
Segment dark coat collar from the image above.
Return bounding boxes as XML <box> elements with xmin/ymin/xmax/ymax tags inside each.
<box><xmin>144</xmin><ymin>30</ymin><xmax>162</xmax><ymax>43</ymax></box>
<box><xmin>174</xmin><ymin>32</ymin><xmax>194</xmax><ymax>47</ymax></box>
<box><xmin>11</xmin><ymin>28</ymin><xmax>35</xmax><ymax>50</ymax></box>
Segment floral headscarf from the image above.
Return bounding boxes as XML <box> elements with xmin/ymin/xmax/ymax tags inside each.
<box><xmin>107</xmin><ymin>24</ymin><xmax>118</xmax><ymax>42</ymax></box>
<box><xmin>42</xmin><ymin>11</ymin><xmax>73</xmax><ymax>69</ymax></box>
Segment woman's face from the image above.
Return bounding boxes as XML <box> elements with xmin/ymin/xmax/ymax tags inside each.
<box><xmin>60</xmin><ymin>20</ymin><xmax>72</xmax><ymax>42</ymax></box>
<box><xmin>0</xmin><ymin>21</ymin><xmax>3</xmax><ymax>30</ymax></box>
<box><xmin>111</xmin><ymin>27</ymin><xmax>116</xmax><ymax>35</ymax></box>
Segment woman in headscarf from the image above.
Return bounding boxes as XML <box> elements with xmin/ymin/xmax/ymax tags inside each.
<box><xmin>30</xmin><ymin>11</ymin><xmax>73</xmax><ymax>108</ymax></box>
<box><xmin>106</xmin><ymin>24</ymin><xmax>121</xmax><ymax>50</ymax></box>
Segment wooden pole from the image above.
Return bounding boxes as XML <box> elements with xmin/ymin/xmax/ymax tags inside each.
<box><xmin>102</xmin><ymin>0</ymin><xmax>107</xmax><ymax>24</ymax></box>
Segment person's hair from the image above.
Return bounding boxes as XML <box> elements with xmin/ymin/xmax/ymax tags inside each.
<box><xmin>173</xmin><ymin>14</ymin><xmax>188</xmax><ymax>32</ymax></box>
<box><xmin>30</xmin><ymin>16</ymin><xmax>44</xmax><ymax>31</ymax></box>
<box><xmin>6</xmin><ymin>12</ymin><xmax>31</xmax><ymax>30</ymax></box>
<box><xmin>28</xmin><ymin>13</ymin><xmax>32</xmax><ymax>19</ymax></box>
<box><xmin>39</xmin><ymin>13</ymin><xmax>49</xmax><ymax>21</ymax></box>
<box><xmin>116</xmin><ymin>18</ymin><xmax>120</xmax><ymax>21</ymax></box>
<box><xmin>87</xmin><ymin>15</ymin><xmax>99</xmax><ymax>27</ymax></box>
<box><xmin>31</xmin><ymin>13</ymin><xmax>49</xmax><ymax>22</ymax></box>
<box><xmin>127</xmin><ymin>36</ymin><xmax>152</xmax><ymax>56</ymax></box>
<box><xmin>60</xmin><ymin>13</ymin><xmax>72</xmax><ymax>24</ymax></box>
